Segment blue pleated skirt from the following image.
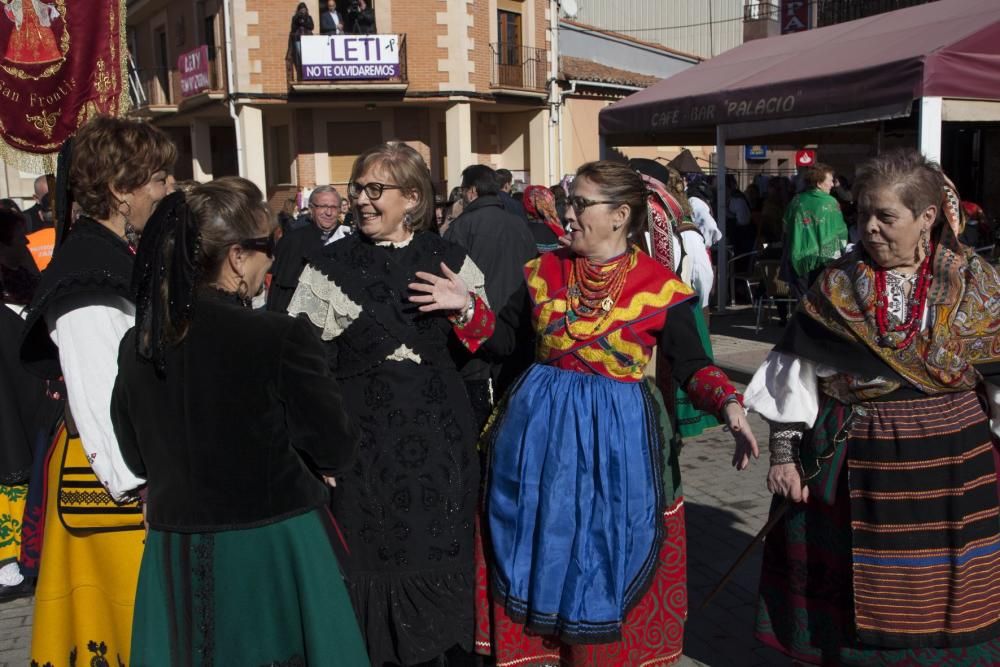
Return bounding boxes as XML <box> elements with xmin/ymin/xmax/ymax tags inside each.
<box><xmin>486</xmin><ymin>363</ymin><xmax>664</xmax><ymax>643</ymax></box>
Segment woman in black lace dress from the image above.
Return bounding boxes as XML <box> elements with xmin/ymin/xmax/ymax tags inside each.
<box><xmin>287</xmin><ymin>143</ymin><xmax>489</xmax><ymax>666</ymax></box>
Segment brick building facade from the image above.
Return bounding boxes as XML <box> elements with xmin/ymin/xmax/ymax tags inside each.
<box><xmin>126</xmin><ymin>0</ymin><xmax>554</xmax><ymax>200</ymax></box>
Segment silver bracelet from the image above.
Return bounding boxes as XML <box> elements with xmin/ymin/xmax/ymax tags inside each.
<box><xmin>766</xmin><ymin>420</ymin><xmax>806</xmax><ymax>466</ymax></box>
<box><xmin>453</xmin><ymin>293</ymin><xmax>476</xmax><ymax>326</ymax></box>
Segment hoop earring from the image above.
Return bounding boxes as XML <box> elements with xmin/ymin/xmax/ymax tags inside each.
<box><xmin>116</xmin><ymin>200</ymin><xmax>138</xmax><ymax>248</ymax></box>
<box><xmin>403</xmin><ymin>211</ymin><xmax>414</xmax><ymax>232</ymax></box>
<box><xmin>236</xmin><ymin>278</ymin><xmax>251</xmax><ymax>308</ymax></box>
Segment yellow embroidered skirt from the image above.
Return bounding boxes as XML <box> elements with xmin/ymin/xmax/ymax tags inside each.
<box><xmin>0</xmin><ymin>483</ymin><xmax>27</xmax><ymax>565</ymax></box>
<box><xmin>30</xmin><ymin>426</ymin><xmax>144</xmax><ymax>667</ymax></box>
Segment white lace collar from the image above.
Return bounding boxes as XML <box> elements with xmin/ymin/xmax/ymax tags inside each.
<box><xmin>373</xmin><ymin>233</ymin><xmax>414</xmax><ymax>249</ymax></box>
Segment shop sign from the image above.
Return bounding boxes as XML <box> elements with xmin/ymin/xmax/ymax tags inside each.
<box><xmin>781</xmin><ymin>0</ymin><xmax>809</xmax><ymax>34</ymax></box>
<box><xmin>745</xmin><ymin>145</ymin><xmax>768</xmax><ymax>160</ymax></box>
<box><xmin>795</xmin><ymin>149</ymin><xmax>817</xmax><ymax>167</ymax></box>
<box><xmin>178</xmin><ymin>45</ymin><xmax>211</xmax><ymax>97</ymax></box>
<box><xmin>301</xmin><ymin>35</ymin><xmax>401</xmax><ymax>81</ymax></box>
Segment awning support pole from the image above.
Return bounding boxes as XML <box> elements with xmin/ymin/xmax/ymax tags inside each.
<box><xmin>716</xmin><ymin>125</ymin><xmax>729</xmax><ymax>311</ymax></box>
<box><xmin>919</xmin><ymin>96</ymin><xmax>943</xmax><ymax>163</ymax></box>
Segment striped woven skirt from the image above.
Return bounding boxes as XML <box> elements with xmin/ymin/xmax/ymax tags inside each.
<box><xmin>756</xmin><ymin>391</ymin><xmax>1000</xmax><ymax>665</ymax></box>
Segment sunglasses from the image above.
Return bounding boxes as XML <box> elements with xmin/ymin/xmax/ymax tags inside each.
<box><xmin>238</xmin><ymin>233</ymin><xmax>276</xmax><ymax>258</ymax></box>
<box><xmin>348</xmin><ymin>181</ymin><xmax>403</xmax><ymax>201</ymax></box>
<box><xmin>568</xmin><ymin>196</ymin><xmax>619</xmax><ymax>215</ymax></box>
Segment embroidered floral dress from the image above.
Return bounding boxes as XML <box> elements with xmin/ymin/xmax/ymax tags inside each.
<box><xmin>288</xmin><ymin>231</ymin><xmax>488</xmax><ymax>666</ymax></box>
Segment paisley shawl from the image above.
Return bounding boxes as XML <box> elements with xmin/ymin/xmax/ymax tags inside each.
<box><xmin>802</xmin><ymin>224</ymin><xmax>1000</xmax><ymax>399</ymax></box>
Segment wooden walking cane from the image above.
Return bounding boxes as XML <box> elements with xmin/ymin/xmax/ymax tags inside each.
<box><xmin>699</xmin><ymin>496</ymin><xmax>793</xmax><ymax>611</ymax></box>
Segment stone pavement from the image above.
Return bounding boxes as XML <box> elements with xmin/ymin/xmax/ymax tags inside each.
<box><xmin>0</xmin><ymin>595</ymin><xmax>31</xmax><ymax>666</ymax></box>
<box><xmin>0</xmin><ymin>308</ymin><xmax>787</xmax><ymax>666</ymax></box>
<box><xmin>675</xmin><ymin>307</ymin><xmax>784</xmax><ymax>666</ymax></box>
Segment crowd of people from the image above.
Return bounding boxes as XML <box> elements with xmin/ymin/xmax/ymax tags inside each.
<box><xmin>2</xmin><ymin>113</ymin><xmax>1000</xmax><ymax>667</ymax></box>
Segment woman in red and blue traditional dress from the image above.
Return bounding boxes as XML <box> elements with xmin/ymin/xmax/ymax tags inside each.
<box><xmin>746</xmin><ymin>149</ymin><xmax>1000</xmax><ymax>664</ymax></box>
<box><xmin>410</xmin><ymin>160</ymin><xmax>759</xmax><ymax>666</ymax></box>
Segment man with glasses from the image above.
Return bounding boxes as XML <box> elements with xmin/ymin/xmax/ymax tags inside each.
<box><xmin>443</xmin><ymin>164</ymin><xmax>537</xmax><ymax>429</ymax></box>
<box><xmin>266</xmin><ymin>185</ymin><xmax>351</xmax><ymax>313</ymax></box>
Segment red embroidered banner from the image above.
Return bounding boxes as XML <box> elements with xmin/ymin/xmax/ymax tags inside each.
<box><xmin>0</xmin><ymin>0</ymin><xmax>128</xmax><ymax>169</ymax></box>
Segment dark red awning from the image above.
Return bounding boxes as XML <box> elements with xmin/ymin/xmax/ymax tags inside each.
<box><xmin>599</xmin><ymin>0</ymin><xmax>1000</xmax><ymax>143</ymax></box>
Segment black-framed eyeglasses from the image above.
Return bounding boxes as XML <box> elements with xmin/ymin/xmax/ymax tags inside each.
<box><xmin>309</xmin><ymin>203</ymin><xmax>338</xmax><ymax>214</ymax></box>
<box><xmin>348</xmin><ymin>181</ymin><xmax>403</xmax><ymax>201</ymax></box>
<box><xmin>568</xmin><ymin>196</ymin><xmax>619</xmax><ymax>215</ymax></box>
<box><xmin>238</xmin><ymin>233</ymin><xmax>276</xmax><ymax>258</ymax></box>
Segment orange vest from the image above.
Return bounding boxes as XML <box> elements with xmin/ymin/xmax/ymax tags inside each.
<box><xmin>27</xmin><ymin>228</ymin><xmax>55</xmax><ymax>270</ymax></box>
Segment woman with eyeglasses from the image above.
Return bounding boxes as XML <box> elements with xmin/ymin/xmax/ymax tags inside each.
<box><xmin>287</xmin><ymin>143</ymin><xmax>488</xmax><ymax>666</ymax></box>
<box><xmin>410</xmin><ymin>160</ymin><xmax>758</xmax><ymax>665</ymax></box>
<box><xmin>110</xmin><ymin>177</ymin><xmax>368</xmax><ymax>664</ymax></box>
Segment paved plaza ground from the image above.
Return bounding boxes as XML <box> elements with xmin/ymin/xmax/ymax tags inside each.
<box><xmin>0</xmin><ymin>308</ymin><xmax>791</xmax><ymax>667</ymax></box>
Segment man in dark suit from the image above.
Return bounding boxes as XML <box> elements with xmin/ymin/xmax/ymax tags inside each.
<box><xmin>443</xmin><ymin>165</ymin><xmax>537</xmax><ymax>428</ymax></box>
<box><xmin>266</xmin><ymin>185</ymin><xmax>351</xmax><ymax>313</ymax></box>
<box><xmin>495</xmin><ymin>168</ymin><xmax>528</xmax><ymax>221</ymax></box>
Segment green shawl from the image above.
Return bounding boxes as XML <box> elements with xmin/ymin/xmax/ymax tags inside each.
<box><xmin>784</xmin><ymin>188</ymin><xmax>848</xmax><ymax>277</ymax></box>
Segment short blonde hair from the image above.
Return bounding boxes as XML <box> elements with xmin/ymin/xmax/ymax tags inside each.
<box><xmin>350</xmin><ymin>142</ymin><xmax>435</xmax><ymax>233</ymax></box>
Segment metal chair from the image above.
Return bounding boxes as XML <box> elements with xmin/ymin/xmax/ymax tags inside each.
<box><xmin>754</xmin><ymin>259</ymin><xmax>798</xmax><ymax>333</ymax></box>
<box><xmin>727</xmin><ymin>249</ymin><xmax>760</xmax><ymax>306</ymax></box>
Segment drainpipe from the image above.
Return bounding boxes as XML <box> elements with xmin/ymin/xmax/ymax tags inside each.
<box><xmin>549</xmin><ymin>0</ymin><xmax>559</xmax><ymax>185</ymax></box>
<box><xmin>222</xmin><ymin>0</ymin><xmax>245</xmax><ymax>178</ymax></box>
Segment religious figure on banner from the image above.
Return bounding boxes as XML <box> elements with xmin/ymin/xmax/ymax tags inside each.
<box><xmin>2</xmin><ymin>0</ymin><xmax>62</xmax><ymax>65</ymax></box>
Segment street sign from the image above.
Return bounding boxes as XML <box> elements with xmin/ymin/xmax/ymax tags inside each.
<box><xmin>178</xmin><ymin>45</ymin><xmax>211</xmax><ymax>98</ymax></box>
<box><xmin>781</xmin><ymin>0</ymin><xmax>809</xmax><ymax>34</ymax></box>
<box><xmin>300</xmin><ymin>35</ymin><xmax>401</xmax><ymax>81</ymax></box>
<box><xmin>795</xmin><ymin>149</ymin><xmax>817</xmax><ymax>167</ymax></box>
<box><xmin>745</xmin><ymin>145</ymin><xmax>768</xmax><ymax>161</ymax></box>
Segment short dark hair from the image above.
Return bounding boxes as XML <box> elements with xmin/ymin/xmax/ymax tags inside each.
<box><xmin>71</xmin><ymin>116</ymin><xmax>177</xmax><ymax>221</ymax></box>
<box><xmin>495</xmin><ymin>168</ymin><xmax>513</xmax><ymax>189</ymax></box>
<box><xmin>461</xmin><ymin>165</ymin><xmax>499</xmax><ymax>197</ymax></box>
<box><xmin>804</xmin><ymin>163</ymin><xmax>835</xmax><ymax>189</ymax></box>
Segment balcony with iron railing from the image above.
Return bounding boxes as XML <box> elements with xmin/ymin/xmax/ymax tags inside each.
<box><xmin>131</xmin><ymin>45</ymin><xmax>227</xmax><ymax>112</ymax></box>
<box><xmin>743</xmin><ymin>1</ymin><xmax>779</xmax><ymax>21</ymax></box>
<box><xmin>489</xmin><ymin>43</ymin><xmax>548</xmax><ymax>94</ymax></box>
<box><xmin>287</xmin><ymin>34</ymin><xmax>408</xmax><ymax>90</ymax></box>
<box><xmin>816</xmin><ymin>0</ymin><xmax>937</xmax><ymax>27</ymax></box>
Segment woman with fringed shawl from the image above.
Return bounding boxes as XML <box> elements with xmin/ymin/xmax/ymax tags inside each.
<box><xmin>746</xmin><ymin>149</ymin><xmax>1000</xmax><ymax>664</ymax></box>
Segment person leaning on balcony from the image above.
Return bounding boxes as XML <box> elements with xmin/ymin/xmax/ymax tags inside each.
<box><xmin>287</xmin><ymin>2</ymin><xmax>314</xmax><ymax>69</ymax></box>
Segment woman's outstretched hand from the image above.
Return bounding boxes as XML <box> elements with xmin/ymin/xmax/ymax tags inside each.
<box><xmin>724</xmin><ymin>402</ymin><xmax>759</xmax><ymax>471</ymax></box>
<box><xmin>408</xmin><ymin>262</ymin><xmax>471</xmax><ymax>313</ymax></box>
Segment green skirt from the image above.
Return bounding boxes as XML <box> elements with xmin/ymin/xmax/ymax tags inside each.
<box><xmin>675</xmin><ymin>306</ymin><xmax>721</xmax><ymax>439</ymax></box>
<box><xmin>131</xmin><ymin>508</ymin><xmax>369</xmax><ymax>667</ymax></box>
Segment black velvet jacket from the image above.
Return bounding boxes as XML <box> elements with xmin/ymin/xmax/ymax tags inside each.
<box><xmin>111</xmin><ymin>290</ymin><xmax>358</xmax><ymax>532</ymax></box>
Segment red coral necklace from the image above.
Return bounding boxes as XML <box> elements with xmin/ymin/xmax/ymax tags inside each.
<box><xmin>566</xmin><ymin>248</ymin><xmax>636</xmax><ymax>338</ymax></box>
